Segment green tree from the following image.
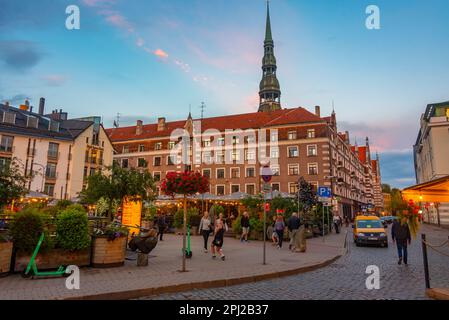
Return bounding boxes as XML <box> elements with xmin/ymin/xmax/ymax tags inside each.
<box><xmin>297</xmin><ymin>177</ymin><xmax>317</xmax><ymax>221</ymax></box>
<box><xmin>80</xmin><ymin>164</ymin><xmax>156</xmax><ymax>220</ymax></box>
<box><xmin>0</xmin><ymin>159</ymin><xmax>28</xmax><ymax>210</ymax></box>
<box><xmin>390</xmin><ymin>188</ymin><xmax>407</xmax><ymax>215</ymax></box>
<box><xmin>241</xmin><ymin>195</ymin><xmax>263</xmax><ymax>217</ymax></box>
<box><xmin>381</xmin><ymin>184</ymin><xmax>391</xmax><ymax>193</ymax></box>
<box><xmin>270</xmin><ymin>196</ymin><xmax>297</xmax><ymax>220</ymax></box>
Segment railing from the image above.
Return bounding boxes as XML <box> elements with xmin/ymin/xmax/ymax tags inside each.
<box><xmin>421</xmin><ymin>233</ymin><xmax>449</xmax><ymax>289</ymax></box>
<box><xmin>0</xmin><ymin>145</ymin><xmax>14</xmax><ymax>153</ymax></box>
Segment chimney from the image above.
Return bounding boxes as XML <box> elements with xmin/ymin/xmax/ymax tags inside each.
<box><xmin>157</xmin><ymin>117</ymin><xmax>166</xmax><ymax>131</ymax></box>
<box><xmin>38</xmin><ymin>97</ymin><xmax>45</xmax><ymax>115</ymax></box>
<box><xmin>25</xmin><ymin>99</ymin><xmax>30</xmax><ymax>107</ymax></box>
<box><xmin>315</xmin><ymin>106</ymin><xmax>321</xmax><ymax>117</ymax></box>
<box><xmin>136</xmin><ymin>120</ymin><xmax>143</xmax><ymax>135</ymax></box>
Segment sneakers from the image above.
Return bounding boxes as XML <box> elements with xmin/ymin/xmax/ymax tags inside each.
<box><xmin>221</xmin><ymin>255</ymin><xmax>226</xmax><ymax>261</ymax></box>
<box><xmin>398</xmin><ymin>257</ymin><xmax>402</xmax><ymax>265</ymax></box>
<box><xmin>212</xmin><ymin>255</ymin><xmax>216</xmax><ymax>259</ymax></box>
<box><xmin>288</xmin><ymin>244</ymin><xmax>292</xmax><ymax>250</ymax></box>
<box><xmin>204</xmin><ymin>249</ymin><xmax>208</xmax><ymax>253</ymax></box>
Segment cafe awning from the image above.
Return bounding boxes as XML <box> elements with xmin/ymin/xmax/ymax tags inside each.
<box><xmin>402</xmin><ymin>175</ymin><xmax>449</xmax><ymax>203</ymax></box>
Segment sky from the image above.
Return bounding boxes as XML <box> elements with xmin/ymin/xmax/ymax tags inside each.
<box><xmin>1</xmin><ymin>0</ymin><xmax>449</xmax><ymax>189</ymax></box>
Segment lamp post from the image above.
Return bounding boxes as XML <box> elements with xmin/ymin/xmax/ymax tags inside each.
<box><xmin>261</xmin><ymin>166</ymin><xmax>273</xmax><ymax>266</ymax></box>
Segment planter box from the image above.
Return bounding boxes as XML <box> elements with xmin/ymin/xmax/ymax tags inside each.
<box><xmin>14</xmin><ymin>248</ymin><xmax>90</xmax><ymax>272</ymax></box>
<box><xmin>0</xmin><ymin>242</ymin><xmax>13</xmax><ymax>275</ymax></box>
<box><xmin>91</xmin><ymin>237</ymin><xmax>127</xmax><ymax>268</ymax></box>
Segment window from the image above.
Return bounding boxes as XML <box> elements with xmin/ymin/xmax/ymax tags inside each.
<box><xmin>167</xmin><ymin>155</ymin><xmax>175</xmax><ymax>166</ymax></box>
<box><xmin>202</xmin><ymin>169</ymin><xmax>211</xmax><ymax>179</ymax></box>
<box><xmin>232</xmin><ymin>136</ymin><xmax>239</xmax><ymax>145</ymax></box>
<box><xmin>153</xmin><ymin>172</ymin><xmax>161</xmax><ymax>182</ymax></box>
<box><xmin>48</xmin><ymin>143</ymin><xmax>59</xmax><ymax>158</ymax></box>
<box><xmin>0</xmin><ymin>135</ymin><xmax>14</xmax><ymax>152</ymax></box>
<box><xmin>307</xmin><ymin>145</ymin><xmax>317</xmax><ymax>156</ymax></box>
<box><xmin>168</xmin><ymin>142</ymin><xmax>176</xmax><ymax>150</ymax></box>
<box><xmin>288</xmin><ymin>164</ymin><xmax>299</xmax><ymax>176</ymax></box>
<box><xmin>308</xmin><ymin>163</ymin><xmax>318</xmax><ymax>175</ymax></box>
<box><xmin>288</xmin><ymin>130</ymin><xmax>297</xmax><ymax>140</ymax></box>
<box><xmin>231</xmin><ymin>168</ymin><xmax>240</xmax><ymax>178</ymax></box>
<box><xmin>44</xmin><ymin>184</ymin><xmax>55</xmax><ymax>197</ymax></box>
<box><xmin>121</xmin><ymin>159</ymin><xmax>129</xmax><ymax>168</ymax></box>
<box><xmin>231</xmin><ymin>185</ymin><xmax>240</xmax><ymax>193</ymax></box>
<box><xmin>0</xmin><ymin>157</ymin><xmax>11</xmax><ymax>170</ymax></box>
<box><xmin>154</xmin><ymin>156</ymin><xmax>161</xmax><ymax>166</ymax></box>
<box><xmin>289</xmin><ymin>183</ymin><xmax>299</xmax><ymax>194</ymax></box>
<box><xmin>138</xmin><ymin>158</ymin><xmax>147</xmax><ymax>168</ymax></box>
<box><xmin>139</xmin><ymin>144</ymin><xmax>145</xmax><ymax>152</ymax></box>
<box><xmin>216</xmin><ymin>185</ymin><xmax>225</xmax><ymax>196</ymax></box>
<box><xmin>217</xmin><ymin>168</ymin><xmax>225</xmax><ymax>179</ymax></box>
<box><xmin>231</xmin><ymin>150</ymin><xmax>240</xmax><ymax>161</ymax></box>
<box><xmin>2</xmin><ymin>112</ymin><xmax>16</xmax><ymax>124</ymax></box>
<box><xmin>154</xmin><ymin>142</ymin><xmax>162</xmax><ymax>150</ymax></box>
<box><xmin>272</xmin><ymin>183</ymin><xmax>280</xmax><ymax>192</ymax></box>
<box><xmin>246</xmin><ymin>167</ymin><xmax>255</xmax><ymax>178</ymax></box>
<box><xmin>27</xmin><ymin>116</ymin><xmax>38</xmax><ymax>128</ymax></box>
<box><xmin>203</xmin><ymin>151</ymin><xmax>213</xmax><ymax>164</ymax></box>
<box><xmin>270</xmin><ymin>131</ymin><xmax>278</xmax><ymax>142</ymax></box>
<box><xmin>202</xmin><ymin>139</ymin><xmax>211</xmax><ymax>147</ymax></box>
<box><xmin>245</xmin><ymin>149</ymin><xmax>256</xmax><ymax>161</ymax></box>
<box><xmin>246</xmin><ymin>184</ymin><xmax>255</xmax><ymax>195</ymax></box>
<box><xmin>122</xmin><ymin>145</ymin><xmax>129</xmax><ymax>153</ymax></box>
<box><xmin>270</xmin><ymin>147</ymin><xmax>279</xmax><ymax>159</ymax></box>
<box><xmin>288</xmin><ymin>146</ymin><xmax>299</xmax><ymax>158</ymax></box>
<box><xmin>216</xmin><ymin>151</ymin><xmax>225</xmax><ymax>163</ymax></box>
<box><xmin>271</xmin><ymin>165</ymin><xmax>280</xmax><ymax>176</ymax></box>
<box><xmin>217</xmin><ymin>137</ymin><xmax>225</xmax><ymax>146</ymax></box>
<box><xmin>307</xmin><ymin>129</ymin><xmax>315</xmax><ymax>139</ymax></box>
<box><xmin>46</xmin><ymin>163</ymin><xmax>57</xmax><ymax>178</ymax></box>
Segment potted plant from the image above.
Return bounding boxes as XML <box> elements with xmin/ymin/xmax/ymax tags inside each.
<box><xmin>91</xmin><ymin>224</ymin><xmax>129</xmax><ymax>268</ymax></box>
<box><xmin>142</xmin><ymin>205</ymin><xmax>157</xmax><ymax>230</ymax></box>
<box><xmin>0</xmin><ymin>231</ymin><xmax>12</xmax><ymax>276</ymax></box>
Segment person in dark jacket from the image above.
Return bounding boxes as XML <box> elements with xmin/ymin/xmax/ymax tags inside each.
<box><xmin>240</xmin><ymin>211</ymin><xmax>250</xmax><ymax>242</ymax></box>
<box><xmin>157</xmin><ymin>213</ymin><xmax>167</xmax><ymax>241</ymax></box>
<box><xmin>391</xmin><ymin>217</ymin><xmax>411</xmax><ymax>265</ymax></box>
<box><xmin>287</xmin><ymin>212</ymin><xmax>301</xmax><ymax>250</ymax></box>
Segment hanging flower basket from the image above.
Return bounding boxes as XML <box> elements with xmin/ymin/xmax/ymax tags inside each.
<box><xmin>161</xmin><ymin>171</ymin><xmax>209</xmax><ymax>196</ymax></box>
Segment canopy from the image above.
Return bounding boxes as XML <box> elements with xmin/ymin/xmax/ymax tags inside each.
<box><xmin>25</xmin><ymin>191</ymin><xmax>50</xmax><ymax>200</ymax></box>
<box><xmin>402</xmin><ymin>175</ymin><xmax>449</xmax><ymax>203</ymax></box>
<box><xmin>264</xmin><ymin>190</ymin><xmax>295</xmax><ymax>200</ymax></box>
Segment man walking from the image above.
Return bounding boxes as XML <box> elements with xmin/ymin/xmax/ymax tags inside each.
<box><xmin>287</xmin><ymin>212</ymin><xmax>301</xmax><ymax>251</ymax></box>
<box><xmin>157</xmin><ymin>213</ymin><xmax>167</xmax><ymax>241</ymax></box>
<box><xmin>391</xmin><ymin>217</ymin><xmax>411</xmax><ymax>265</ymax></box>
<box><xmin>240</xmin><ymin>211</ymin><xmax>250</xmax><ymax>242</ymax></box>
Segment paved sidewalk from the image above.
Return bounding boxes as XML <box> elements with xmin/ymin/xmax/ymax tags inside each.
<box><xmin>0</xmin><ymin>229</ymin><xmax>347</xmax><ymax>300</ymax></box>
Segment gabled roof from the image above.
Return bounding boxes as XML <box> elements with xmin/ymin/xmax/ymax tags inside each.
<box><xmin>106</xmin><ymin>107</ymin><xmax>326</xmax><ymax>142</ymax></box>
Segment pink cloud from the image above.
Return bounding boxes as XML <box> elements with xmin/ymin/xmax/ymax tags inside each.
<box><xmin>153</xmin><ymin>49</ymin><xmax>169</xmax><ymax>60</ymax></box>
<box><xmin>82</xmin><ymin>0</ymin><xmax>115</xmax><ymax>8</ymax></box>
<box><xmin>105</xmin><ymin>14</ymin><xmax>134</xmax><ymax>33</ymax></box>
<box><xmin>41</xmin><ymin>74</ymin><xmax>68</xmax><ymax>87</ymax></box>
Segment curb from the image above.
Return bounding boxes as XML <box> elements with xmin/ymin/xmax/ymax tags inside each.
<box><xmin>64</xmin><ymin>253</ymin><xmax>344</xmax><ymax>300</ymax></box>
<box><xmin>426</xmin><ymin>288</ymin><xmax>449</xmax><ymax>300</ymax></box>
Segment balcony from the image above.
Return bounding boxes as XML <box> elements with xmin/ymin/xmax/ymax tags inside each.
<box><xmin>0</xmin><ymin>145</ymin><xmax>14</xmax><ymax>153</ymax></box>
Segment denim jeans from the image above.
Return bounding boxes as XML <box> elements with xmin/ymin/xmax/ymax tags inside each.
<box><xmin>396</xmin><ymin>240</ymin><xmax>408</xmax><ymax>263</ymax></box>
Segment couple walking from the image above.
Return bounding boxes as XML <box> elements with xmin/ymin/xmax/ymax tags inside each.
<box><xmin>198</xmin><ymin>211</ymin><xmax>227</xmax><ymax>261</ymax></box>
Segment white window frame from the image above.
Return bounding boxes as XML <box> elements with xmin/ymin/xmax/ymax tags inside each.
<box><xmin>154</xmin><ymin>142</ymin><xmax>162</xmax><ymax>151</ymax></box>
<box><xmin>153</xmin><ymin>156</ymin><xmax>162</xmax><ymax>166</ymax></box>
<box><xmin>271</xmin><ymin>165</ymin><xmax>280</xmax><ymax>176</ymax></box>
<box><xmin>216</xmin><ymin>184</ymin><xmax>226</xmax><ymax>196</ymax></box>
<box><xmin>216</xmin><ymin>167</ymin><xmax>226</xmax><ymax>179</ymax></box>
<box><xmin>307</xmin><ymin>129</ymin><xmax>315</xmax><ymax>139</ymax></box>
<box><xmin>245</xmin><ymin>166</ymin><xmax>256</xmax><ymax>178</ymax></box>
<box><xmin>288</xmin><ymin>164</ymin><xmax>299</xmax><ymax>176</ymax></box>
<box><xmin>202</xmin><ymin>168</ymin><xmax>211</xmax><ymax>179</ymax></box>
<box><xmin>271</xmin><ymin>183</ymin><xmax>280</xmax><ymax>192</ymax></box>
<box><xmin>308</xmin><ymin>163</ymin><xmax>319</xmax><ymax>175</ymax></box>
<box><xmin>230</xmin><ymin>184</ymin><xmax>240</xmax><ymax>193</ymax></box>
<box><xmin>137</xmin><ymin>157</ymin><xmax>146</xmax><ymax>168</ymax></box>
<box><xmin>287</xmin><ymin>146</ymin><xmax>299</xmax><ymax>158</ymax></box>
<box><xmin>288</xmin><ymin>130</ymin><xmax>297</xmax><ymax>140</ymax></box>
<box><xmin>121</xmin><ymin>158</ymin><xmax>129</xmax><ymax>168</ymax></box>
<box><xmin>307</xmin><ymin>144</ymin><xmax>318</xmax><ymax>156</ymax></box>
<box><xmin>245</xmin><ymin>183</ymin><xmax>256</xmax><ymax>195</ymax></box>
<box><xmin>153</xmin><ymin>171</ymin><xmax>161</xmax><ymax>182</ymax></box>
<box><xmin>230</xmin><ymin>167</ymin><xmax>240</xmax><ymax>179</ymax></box>
<box><xmin>288</xmin><ymin>182</ymin><xmax>299</xmax><ymax>194</ymax></box>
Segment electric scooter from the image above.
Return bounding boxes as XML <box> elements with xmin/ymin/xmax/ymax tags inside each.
<box><xmin>21</xmin><ymin>233</ymin><xmax>68</xmax><ymax>279</ymax></box>
<box><xmin>185</xmin><ymin>225</ymin><xmax>193</xmax><ymax>259</ymax></box>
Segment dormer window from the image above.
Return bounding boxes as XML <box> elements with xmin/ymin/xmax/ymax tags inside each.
<box><xmin>2</xmin><ymin>111</ymin><xmax>16</xmax><ymax>124</ymax></box>
<box><xmin>27</xmin><ymin>116</ymin><xmax>38</xmax><ymax>128</ymax></box>
<box><xmin>48</xmin><ymin>120</ymin><xmax>60</xmax><ymax>132</ymax></box>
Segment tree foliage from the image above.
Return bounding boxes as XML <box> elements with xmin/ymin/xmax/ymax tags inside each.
<box><xmin>0</xmin><ymin>159</ymin><xmax>28</xmax><ymax>210</ymax></box>
<box><xmin>297</xmin><ymin>177</ymin><xmax>317</xmax><ymax>215</ymax></box>
<box><xmin>56</xmin><ymin>207</ymin><xmax>90</xmax><ymax>251</ymax></box>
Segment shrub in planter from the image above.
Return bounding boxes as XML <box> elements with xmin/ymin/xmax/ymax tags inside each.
<box><xmin>92</xmin><ymin>224</ymin><xmax>129</xmax><ymax>268</ymax></box>
<box><xmin>56</xmin><ymin>207</ymin><xmax>90</xmax><ymax>251</ymax></box>
<box><xmin>249</xmin><ymin>217</ymin><xmax>263</xmax><ymax>240</ymax></box>
<box><xmin>174</xmin><ymin>208</ymin><xmax>199</xmax><ymax>229</ymax></box>
<box><xmin>10</xmin><ymin>208</ymin><xmax>53</xmax><ymax>253</ymax></box>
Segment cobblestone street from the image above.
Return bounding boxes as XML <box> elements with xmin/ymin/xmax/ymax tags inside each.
<box><xmin>142</xmin><ymin>224</ymin><xmax>449</xmax><ymax>300</ymax></box>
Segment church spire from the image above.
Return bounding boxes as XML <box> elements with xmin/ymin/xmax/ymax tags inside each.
<box><xmin>258</xmin><ymin>0</ymin><xmax>281</xmax><ymax>112</ymax></box>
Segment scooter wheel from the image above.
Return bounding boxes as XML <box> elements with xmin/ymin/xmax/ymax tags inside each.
<box><xmin>186</xmin><ymin>251</ymin><xmax>193</xmax><ymax>259</ymax></box>
<box><xmin>21</xmin><ymin>270</ymin><xmax>33</xmax><ymax>279</ymax></box>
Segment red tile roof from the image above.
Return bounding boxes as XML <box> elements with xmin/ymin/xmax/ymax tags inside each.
<box><xmin>357</xmin><ymin>146</ymin><xmax>367</xmax><ymax>163</ymax></box>
<box><xmin>106</xmin><ymin>107</ymin><xmax>325</xmax><ymax>142</ymax></box>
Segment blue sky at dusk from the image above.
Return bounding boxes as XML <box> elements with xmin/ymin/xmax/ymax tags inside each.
<box><xmin>1</xmin><ymin>0</ymin><xmax>449</xmax><ymax>188</ymax></box>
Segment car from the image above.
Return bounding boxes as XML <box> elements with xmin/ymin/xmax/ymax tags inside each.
<box><xmin>353</xmin><ymin>215</ymin><xmax>388</xmax><ymax>247</ymax></box>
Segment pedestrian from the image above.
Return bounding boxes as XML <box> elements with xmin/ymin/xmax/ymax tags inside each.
<box><xmin>287</xmin><ymin>212</ymin><xmax>301</xmax><ymax>251</ymax></box>
<box><xmin>274</xmin><ymin>214</ymin><xmax>285</xmax><ymax>249</ymax></box>
<box><xmin>240</xmin><ymin>211</ymin><xmax>250</xmax><ymax>242</ymax></box>
<box><xmin>198</xmin><ymin>211</ymin><xmax>212</xmax><ymax>253</ymax></box>
<box><xmin>333</xmin><ymin>214</ymin><xmax>341</xmax><ymax>234</ymax></box>
<box><xmin>391</xmin><ymin>216</ymin><xmax>411</xmax><ymax>265</ymax></box>
<box><xmin>157</xmin><ymin>212</ymin><xmax>167</xmax><ymax>241</ymax></box>
<box><xmin>211</xmin><ymin>219</ymin><xmax>226</xmax><ymax>261</ymax></box>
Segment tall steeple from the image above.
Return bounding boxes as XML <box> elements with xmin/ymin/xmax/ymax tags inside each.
<box><xmin>258</xmin><ymin>1</ymin><xmax>281</xmax><ymax>112</ymax></box>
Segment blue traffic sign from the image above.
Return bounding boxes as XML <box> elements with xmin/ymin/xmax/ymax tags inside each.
<box><xmin>318</xmin><ymin>186</ymin><xmax>332</xmax><ymax>198</ymax></box>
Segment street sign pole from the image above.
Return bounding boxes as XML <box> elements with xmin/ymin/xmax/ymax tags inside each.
<box><xmin>261</xmin><ymin>166</ymin><xmax>273</xmax><ymax>266</ymax></box>
<box><xmin>322</xmin><ymin>204</ymin><xmax>325</xmax><ymax>242</ymax></box>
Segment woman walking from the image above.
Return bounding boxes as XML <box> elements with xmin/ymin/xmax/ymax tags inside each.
<box><xmin>198</xmin><ymin>211</ymin><xmax>212</xmax><ymax>253</ymax></box>
<box><xmin>211</xmin><ymin>218</ymin><xmax>226</xmax><ymax>261</ymax></box>
<box><xmin>274</xmin><ymin>215</ymin><xmax>285</xmax><ymax>249</ymax></box>
<box><xmin>240</xmin><ymin>211</ymin><xmax>250</xmax><ymax>242</ymax></box>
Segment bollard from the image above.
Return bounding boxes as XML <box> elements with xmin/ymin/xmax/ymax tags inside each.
<box><xmin>421</xmin><ymin>234</ymin><xmax>430</xmax><ymax>289</ymax></box>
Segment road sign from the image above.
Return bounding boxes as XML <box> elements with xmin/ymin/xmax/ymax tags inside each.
<box><xmin>261</xmin><ymin>166</ymin><xmax>273</xmax><ymax>183</ymax></box>
<box><xmin>318</xmin><ymin>186</ymin><xmax>332</xmax><ymax>199</ymax></box>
